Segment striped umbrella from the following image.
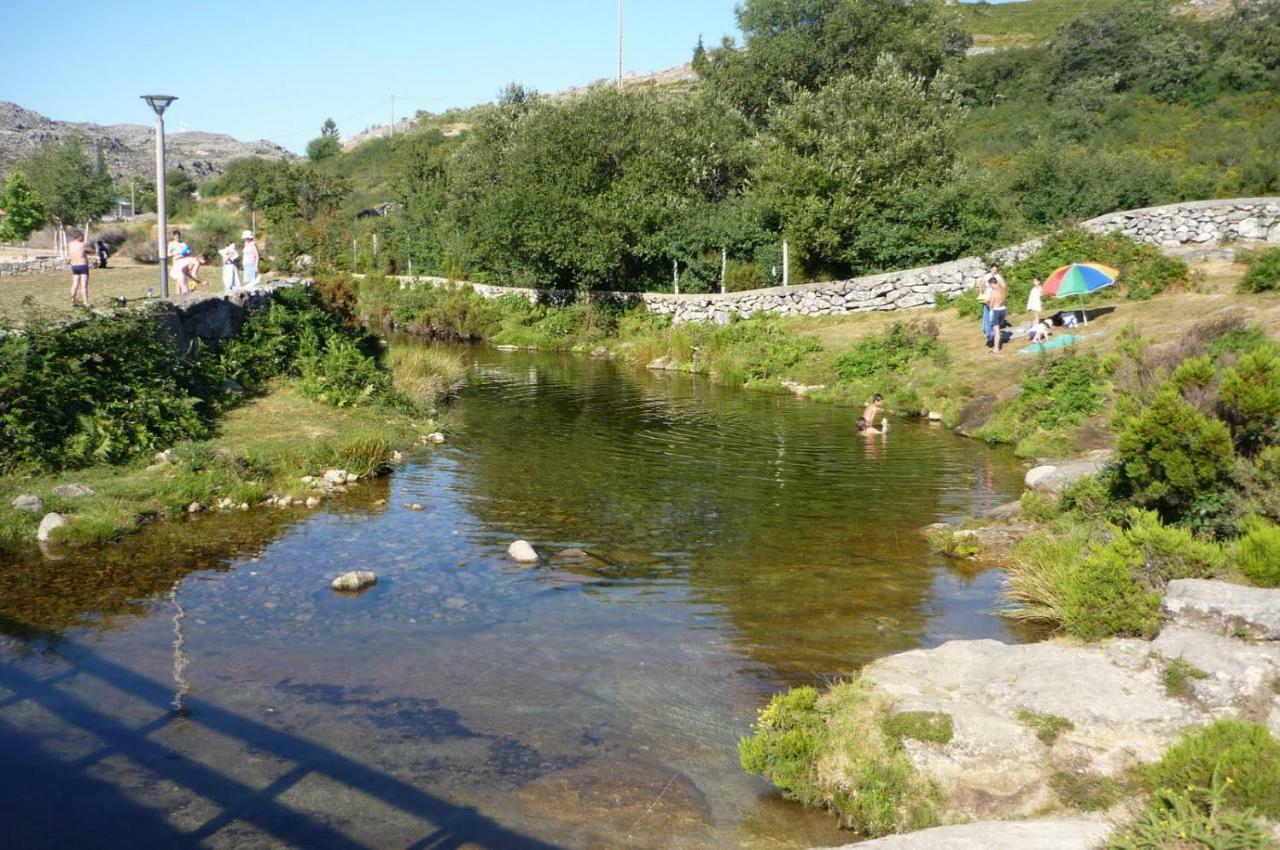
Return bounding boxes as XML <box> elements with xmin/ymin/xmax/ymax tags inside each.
<box><xmin>1042</xmin><ymin>262</ymin><xmax>1118</xmax><ymax>325</ymax></box>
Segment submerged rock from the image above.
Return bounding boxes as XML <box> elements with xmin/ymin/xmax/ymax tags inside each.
<box><xmin>36</xmin><ymin>512</ymin><xmax>69</xmax><ymax>542</ymax></box>
<box><xmin>11</xmin><ymin>494</ymin><xmax>43</xmax><ymax>513</ymax></box>
<box><xmin>331</xmin><ymin>571</ymin><xmax>378</xmax><ymax>592</ymax></box>
<box><xmin>518</xmin><ymin>760</ymin><xmax>711</xmax><ymax>829</ymax></box>
<box><xmin>508</xmin><ymin>540</ymin><xmax>539</xmax><ymax>563</ymax></box>
<box><xmin>843</xmin><ymin>820</ymin><xmax>1111</xmax><ymax>850</ymax></box>
<box><xmin>51</xmin><ymin>483</ymin><xmax>94</xmax><ymax>498</ymax></box>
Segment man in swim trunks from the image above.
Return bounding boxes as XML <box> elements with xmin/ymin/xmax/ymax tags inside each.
<box><xmin>989</xmin><ymin>274</ymin><xmax>1009</xmax><ymax>354</ymax></box>
<box><xmin>69</xmin><ymin>229</ymin><xmax>93</xmax><ymax>307</ymax></box>
<box><xmin>862</xmin><ymin>394</ymin><xmax>888</xmax><ymax>430</ymax></box>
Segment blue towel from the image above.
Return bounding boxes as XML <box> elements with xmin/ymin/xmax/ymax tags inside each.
<box><xmin>1018</xmin><ymin>333</ymin><xmax>1101</xmax><ymax>354</ymax></box>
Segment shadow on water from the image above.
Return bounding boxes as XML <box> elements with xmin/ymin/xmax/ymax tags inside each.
<box><xmin>0</xmin><ymin>642</ymin><xmax>563</xmax><ymax>850</ymax></box>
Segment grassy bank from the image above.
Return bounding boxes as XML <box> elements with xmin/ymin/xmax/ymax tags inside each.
<box><xmin>0</xmin><ymin>284</ymin><xmax>462</xmax><ymax>554</ymax></box>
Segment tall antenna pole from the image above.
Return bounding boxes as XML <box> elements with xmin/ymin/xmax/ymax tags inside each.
<box><xmin>390</xmin><ymin>95</ymin><xmax>395</xmax><ymax>138</ymax></box>
<box><xmin>617</xmin><ymin>0</ymin><xmax>624</xmax><ymax>90</ymax></box>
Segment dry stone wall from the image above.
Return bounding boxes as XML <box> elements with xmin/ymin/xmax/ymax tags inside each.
<box><xmin>370</xmin><ymin>197</ymin><xmax>1280</xmax><ymax>325</ymax></box>
<box><xmin>0</xmin><ymin>256</ymin><xmax>62</xmax><ymax>277</ymax></box>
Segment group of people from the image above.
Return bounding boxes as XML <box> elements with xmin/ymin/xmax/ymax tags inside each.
<box><xmin>977</xmin><ymin>266</ymin><xmax>1075</xmax><ymax>352</ymax></box>
<box><xmin>166</xmin><ymin>229</ymin><xmax>260</xmax><ymax>295</ymax></box>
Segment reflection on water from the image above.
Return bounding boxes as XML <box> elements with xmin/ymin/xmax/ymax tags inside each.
<box><xmin>0</xmin><ymin>347</ymin><xmax>1028</xmax><ymax>849</ymax></box>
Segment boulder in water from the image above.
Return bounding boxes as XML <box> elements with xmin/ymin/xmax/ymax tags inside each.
<box><xmin>508</xmin><ymin>540</ymin><xmax>539</xmax><ymax>563</ymax></box>
<box><xmin>36</xmin><ymin>512</ymin><xmax>69</xmax><ymax>542</ymax></box>
<box><xmin>331</xmin><ymin>570</ymin><xmax>378</xmax><ymax>592</ymax></box>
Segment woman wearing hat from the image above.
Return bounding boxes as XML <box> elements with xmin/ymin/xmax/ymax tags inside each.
<box><xmin>241</xmin><ymin>230</ymin><xmax>259</xmax><ymax>286</ymax></box>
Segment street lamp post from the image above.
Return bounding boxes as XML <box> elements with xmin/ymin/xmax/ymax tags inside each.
<box><xmin>142</xmin><ymin>94</ymin><xmax>177</xmax><ymax>298</ymax></box>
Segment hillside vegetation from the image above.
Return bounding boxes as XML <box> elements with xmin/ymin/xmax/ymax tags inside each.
<box><xmin>188</xmin><ymin>0</ymin><xmax>1278</xmax><ymax>293</ymax></box>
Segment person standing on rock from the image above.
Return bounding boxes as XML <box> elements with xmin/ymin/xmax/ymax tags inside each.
<box><xmin>68</xmin><ymin>229</ymin><xmax>94</xmax><ymax>308</ymax></box>
<box><xmin>241</xmin><ymin>230</ymin><xmax>259</xmax><ymax>286</ymax></box>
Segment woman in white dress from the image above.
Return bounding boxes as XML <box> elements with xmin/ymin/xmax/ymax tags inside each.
<box><xmin>1026</xmin><ymin>276</ymin><xmax>1044</xmax><ymax>324</ymax></box>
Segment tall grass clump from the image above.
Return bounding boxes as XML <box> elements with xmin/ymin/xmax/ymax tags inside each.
<box><xmin>739</xmin><ymin>679</ymin><xmax>941</xmax><ymax>836</ymax></box>
<box><xmin>389</xmin><ymin>344</ymin><xmax>466</xmax><ymax>403</ymax></box>
<box><xmin>1236</xmin><ymin>516</ymin><xmax>1280</xmax><ymax>587</ymax></box>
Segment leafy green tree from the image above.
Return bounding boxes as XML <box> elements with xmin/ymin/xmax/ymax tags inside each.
<box><xmin>22</xmin><ymin>135</ymin><xmax>113</xmax><ymax>230</ymax></box>
<box><xmin>0</xmin><ymin>170</ymin><xmax>46</xmax><ymax>242</ymax></box>
<box><xmin>693</xmin><ymin>0</ymin><xmax>968</xmax><ymax>123</ymax></box>
<box><xmin>1218</xmin><ymin>344</ymin><xmax>1280</xmax><ymax>456</ymax></box>
<box><xmin>306</xmin><ymin>118</ymin><xmax>342</xmax><ymax>163</ymax></box>
<box><xmin>749</xmin><ymin>58</ymin><xmax>966</xmax><ymax>278</ymax></box>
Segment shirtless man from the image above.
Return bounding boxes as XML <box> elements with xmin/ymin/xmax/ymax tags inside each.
<box><xmin>68</xmin><ymin>229</ymin><xmax>93</xmax><ymax>307</ymax></box>
<box><xmin>171</xmin><ymin>253</ymin><xmax>208</xmax><ymax>295</ymax></box>
<box><xmin>862</xmin><ymin>394</ymin><xmax>887</xmax><ymax>429</ymax></box>
<box><xmin>989</xmin><ymin>274</ymin><xmax>1009</xmax><ymax>354</ymax></box>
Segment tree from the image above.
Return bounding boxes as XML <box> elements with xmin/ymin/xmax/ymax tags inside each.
<box><xmin>749</xmin><ymin>58</ymin><xmax>966</xmax><ymax>278</ymax></box>
<box><xmin>306</xmin><ymin>118</ymin><xmax>342</xmax><ymax>162</ymax></box>
<box><xmin>693</xmin><ymin>0</ymin><xmax>969</xmax><ymax>123</ymax></box>
<box><xmin>0</xmin><ymin>170</ymin><xmax>46</xmax><ymax>242</ymax></box>
<box><xmin>23</xmin><ymin>135</ymin><xmax>113</xmax><ymax>232</ymax></box>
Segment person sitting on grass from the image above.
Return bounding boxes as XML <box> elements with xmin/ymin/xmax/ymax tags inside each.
<box><xmin>1027</xmin><ymin>318</ymin><xmax>1054</xmax><ymax>344</ymax></box>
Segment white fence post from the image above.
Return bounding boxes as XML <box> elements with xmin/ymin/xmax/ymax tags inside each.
<box><xmin>782</xmin><ymin>241</ymin><xmax>789</xmax><ymax>288</ymax></box>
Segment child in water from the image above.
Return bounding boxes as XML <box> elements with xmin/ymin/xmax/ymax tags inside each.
<box><xmin>862</xmin><ymin>394</ymin><xmax>890</xmax><ymax>431</ymax></box>
<box><xmin>857</xmin><ymin>417</ymin><xmax>889</xmax><ymax>435</ymax></box>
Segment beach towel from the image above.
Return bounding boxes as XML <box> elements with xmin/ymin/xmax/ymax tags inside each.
<box><xmin>1018</xmin><ymin>333</ymin><xmax>1101</xmax><ymax>354</ymax></box>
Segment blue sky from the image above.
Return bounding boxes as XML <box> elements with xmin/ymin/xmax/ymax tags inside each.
<box><xmin>6</xmin><ymin>0</ymin><xmax>1011</xmax><ymax>153</ymax></box>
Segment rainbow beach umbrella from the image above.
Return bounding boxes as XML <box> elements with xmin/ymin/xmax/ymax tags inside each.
<box><xmin>1042</xmin><ymin>262</ymin><xmax>1118</xmax><ymax>325</ymax></box>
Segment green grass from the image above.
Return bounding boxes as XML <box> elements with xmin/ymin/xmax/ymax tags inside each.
<box><xmin>1162</xmin><ymin>658</ymin><xmax>1210</xmax><ymax>698</ymax></box>
<box><xmin>959</xmin><ymin>0</ymin><xmax>1131</xmax><ymax>48</ymax></box>
<box><xmin>883</xmin><ymin>711</ymin><xmax>954</xmax><ymax>745</ymax></box>
<box><xmin>1016</xmin><ymin>709</ymin><xmax>1074</xmax><ymax>746</ymax></box>
<box><xmin>0</xmin><ymin>264</ymin><xmax>165</xmax><ymax>320</ymax></box>
<box><xmin>0</xmin><ymin>383</ymin><xmax>442</xmax><ymax>553</ymax></box>
<box><xmin>1144</xmin><ymin>720</ymin><xmax>1280</xmax><ymax>820</ymax></box>
<box><xmin>1050</xmin><ymin>769</ymin><xmax>1124</xmax><ymax>812</ymax></box>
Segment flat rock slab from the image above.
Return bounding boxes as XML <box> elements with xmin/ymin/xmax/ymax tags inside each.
<box><xmin>1164</xmin><ymin>579</ymin><xmax>1280</xmax><ymax>640</ymax></box>
<box><xmin>836</xmin><ymin>819</ymin><xmax>1111</xmax><ymax>850</ymax></box>
<box><xmin>1024</xmin><ymin>450</ymin><xmax>1113</xmax><ymax>493</ymax></box>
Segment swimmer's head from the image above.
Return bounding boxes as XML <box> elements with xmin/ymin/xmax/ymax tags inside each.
<box><xmin>857</xmin><ymin>418</ymin><xmax>869</xmax><ymax>432</ymax></box>
<box><xmin>872</xmin><ymin>394</ymin><xmax>884</xmax><ymax>403</ymax></box>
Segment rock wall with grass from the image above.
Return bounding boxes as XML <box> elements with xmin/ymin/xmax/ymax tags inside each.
<box><xmin>370</xmin><ymin>196</ymin><xmax>1280</xmax><ymax>325</ymax></box>
<box><xmin>0</xmin><ymin>256</ymin><xmax>62</xmax><ymax>277</ymax></box>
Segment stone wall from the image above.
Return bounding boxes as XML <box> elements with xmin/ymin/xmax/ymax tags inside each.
<box><xmin>147</xmin><ymin>278</ymin><xmax>312</xmax><ymax>356</ymax></box>
<box><xmin>368</xmin><ymin>196</ymin><xmax>1280</xmax><ymax>324</ymax></box>
<box><xmin>0</xmin><ymin>256</ymin><xmax>63</xmax><ymax>277</ymax></box>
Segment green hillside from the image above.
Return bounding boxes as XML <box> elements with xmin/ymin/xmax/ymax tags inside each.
<box><xmin>962</xmin><ymin>0</ymin><xmax>1134</xmax><ymax>48</ymax></box>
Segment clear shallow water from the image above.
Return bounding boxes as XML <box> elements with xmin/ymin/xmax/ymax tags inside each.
<box><xmin>0</xmin><ymin>348</ymin><xmax>1029</xmax><ymax>849</ymax></box>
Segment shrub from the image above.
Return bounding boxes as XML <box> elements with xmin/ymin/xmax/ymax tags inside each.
<box><xmin>740</xmin><ymin>680</ymin><xmax>940</xmax><ymax>836</ymax></box>
<box><xmin>1061</xmin><ymin>542</ymin><xmax>1163</xmax><ymax>641</ymax></box>
<box><xmin>1218</xmin><ymin>344</ymin><xmax>1280</xmax><ymax>456</ymax></box>
<box><xmin>1144</xmin><ymin>720</ymin><xmax>1280</xmax><ymax>819</ymax></box>
<box><xmin>187</xmin><ymin>206</ymin><xmax>244</xmax><ymax>258</ymax></box>
<box><xmin>1120</xmin><ymin>508</ymin><xmax>1228</xmax><ymax>583</ymax></box>
<box><xmin>1114</xmin><ymin>388</ymin><xmax>1235</xmax><ymax>523</ymax></box>
<box><xmin>1007</xmin><ymin>229</ymin><xmax>1188</xmax><ymax>306</ymax></box>
<box><xmin>975</xmin><ymin>351</ymin><xmax>1108</xmax><ymax>448</ymax></box>
<box><xmin>834</xmin><ymin>320</ymin><xmax>943</xmax><ymax>383</ymax></box>
<box><xmin>1238</xmin><ymin>247</ymin><xmax>1280</xmax><ymax>294</ymax></box>
<box><xmin>1107</xmin><ymin>785</ymin><xmax>1274</xmax><ymax>850</ymax></box>
<box><xmin>1237</xmin><ymin>516</ymin><xmax>1280</xmax><ymax>587</ymax></box>
<box><xmin>295</xmin><ymin>335</ymin><xmax>390</xmax><ymax>408</ymax></box>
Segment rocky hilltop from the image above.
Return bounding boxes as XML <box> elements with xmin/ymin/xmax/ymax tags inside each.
<box><xmin>0</xmin><ymin>102</ymin><xmax>295</xmax><ymax>181</ymax></box>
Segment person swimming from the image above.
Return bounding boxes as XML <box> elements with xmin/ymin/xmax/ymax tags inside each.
<box><xmin>857</xmin><ymin>416</ymin><xmax>889</xmax><ymax>435</ymax></box>
<box><xmin>862</xmin><ymin>394</ymin><xmax>887</xmax><ymax>429</ymax></box>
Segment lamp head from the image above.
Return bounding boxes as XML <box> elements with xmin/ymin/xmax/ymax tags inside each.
<box><xmin>141</xmin><ymin>94</ymin><xmax>177</xmax><ymax>116</ymax></box>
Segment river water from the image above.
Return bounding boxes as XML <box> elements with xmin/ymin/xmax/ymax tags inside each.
<box><xmin>0</xmin><ymin>348</ymin><xmax>1029</xmax><ymax>849</ymax></box>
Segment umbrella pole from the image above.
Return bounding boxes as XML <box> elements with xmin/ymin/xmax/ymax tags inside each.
<box><xmin>1079</xmin><ymin>293</ymin><xmax>1088</xmax><ymax>326</ymax></box>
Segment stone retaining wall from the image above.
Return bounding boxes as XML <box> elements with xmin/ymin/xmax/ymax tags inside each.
<box><xmin>367</xmin><ymin>196</ymin><xmax>1280</xmax><ymax>324</ymax></box>
<box><xmin>0</xmin><ymin>256</ymin><xmax>63</xmax><ymax>277</ymax></box>
<box><xmin>148</xmin><ymin>278</ymin><xmax>312</xmax><ymax>356</ymax></box>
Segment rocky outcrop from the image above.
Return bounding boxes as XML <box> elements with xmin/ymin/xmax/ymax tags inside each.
<box><xmin>855</xmin><ymin>580</ymin><xmax>1280</xmax><ymax>823</ymax></box>
<box><xmin>837</xmin><ymin>819</ymin><xmax>1111</xmax><ymax>850</ymax></box>
<box><xmin>1023</xmin><ymin>450</ymin><xmax>1114</xmax><ymax>494</ymax></box>
<box><xmin>0</xmin><ymin>101</ymin><xmax>294</xmax><ymax>182</ymax></box>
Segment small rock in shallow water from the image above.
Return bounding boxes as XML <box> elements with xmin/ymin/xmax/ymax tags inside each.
<box><xmin>406</xmin><ymin>503</ymin><xmax>424</xmax><ymax>511</ymax></box>
<box><xmin>187</xmin><ymin>501</ymin><xmax>204</xmax><ymax>514</ymax></box>
<box><xmin>238</xmin><ymin>502</ymin><xmax>250</xmax><ymax>511</ymax></box>
<box><xmin>37</xmin><ymin>512</ymin><xmax>68</xmax><ymax>542</ymax></box>
<box><xmin>331</xmin><ymin>571</ymin><xmax>378</xmax><ymax>592</ymax></box>
<box><xmin>11</xmin><ymin>495</ymin><xmax>43</xmax><ymax>513</ymax></box>
<box><xmin>305</xmin><ymin>496</ymin><xmax>321</xmax><ymax>508</ymax></box>
<box><xmin>52</xmin><ymin>483</ymin><xmax>94</xmax><ymax>498</ymax></box>
<box><xmin>508</xmin><ymin>540</ymin><xmax>539</xmax><ymax>563</ymax></box>
<box><xmin>425</xmin><ymin>432</ymin><xmax>445</xmax><ymax>445</ymax></box>
<box><xmin>323</xmin><ymin>469</ymin><xmax>348</xmax><ymax>485</ymax></box>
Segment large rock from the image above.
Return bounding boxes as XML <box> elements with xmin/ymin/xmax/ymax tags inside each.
<box><xmin>11</xmin><ymin>494</ymin><xmax>43</xmax><ymax>513</ymax></box>
<box><xmin>838</xmin><ymin>819</ymin><xmax>1111</xmax><ymax>850</ymax></box>
<box><xmin>36</xmin><ymin>512</ymin><xmax>69</xmax><ymax>542</ymax></box>
<box><xmin>508</xmin><ymin>540</ymin><xmax>539</xmax><ymax>563</ymax></box>
<box><xmin>1023</xmin><ymin>450</ymin><xmax>1112</xmax><ymax>494</ymax></box>
<box><xmin>1164</xmin><ymin>578</ymin><xmax>1280</xmax><ymax>640</ymax></box>
<box><xmin>331</xmin><ymin>571</ymin><xmax>378</xmax><ymax>592</ymax></box>
<box><xmin>51</xmin><ymin>483</ymin><xmax>94</xmax><ymax>498</ymax></box>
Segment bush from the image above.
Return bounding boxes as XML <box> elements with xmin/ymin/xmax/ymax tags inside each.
<box><xmin>974</xmin><ymin>351</ymin><xmax>1108</xmax><ymax>449</ymax></box>
<box><xmin>295</xmin><ymin>335</ymin><xmax>391</xmax><ymax>408</ymax></box>
<box><xmin>1120</xmin><ymin>508</ymin><xmax>1228</xmax><ymax>582</ymax></box>
<box><xmin>1238</xmin><ymin>247</ymin><xmax>1280</xmax><ymax>294</ymax></box>
<box><xmin>1237</xmin><ymin>516</ymin><xmax>1280</xmax><ymax>587</ymax></box>
<box><xmin>1218</xmin><ymin>344</ymin><xmax>1280</xmax><ymax>456</ymax></box>
<box><xmin>1145</xmin><ymin>720</ymin><xmax>1280</xmax><ymax>819</ymax></box>
<box><xmin>1114</xmin><ymin>388</ymin><xmax>1236</xmax><ymax>524</ymax></box>
<box><xmin>186</xmin><ymin>206</ymin><xmax>244</xmax><ymax>259</ymax></box>
<box><xmin>1107</xmin><ymin>785</ymin><xmax>1275</xmax><ymax>850</ymax></box>
<box><xmin>1061</xmin><ymin>542</ymin><xmax>1163</xmax><ymax>641</ymax></box>
<box><xmin>739</xmin><ymin>680</ymin><xmax>940</xmax><ymax>836</ymax></box>
<box><xmin>833</xmin><ymin>320</ymin><xmax>943</xmax><ymax>383</ymax></box>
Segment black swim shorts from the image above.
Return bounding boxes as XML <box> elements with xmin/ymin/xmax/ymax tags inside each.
<box><xmin>71</xmin><ymin>264</ymin><xmax>89</xmax><ymax>275</ymax></box>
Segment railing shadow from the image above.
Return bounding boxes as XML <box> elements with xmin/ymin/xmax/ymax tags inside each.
<box><xmin>0</xmin><ymin>644</ymin><xmax>565</xmax><ymax>850</ymax></box>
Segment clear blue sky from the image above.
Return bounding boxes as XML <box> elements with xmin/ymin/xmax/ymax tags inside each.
<box><xmin>6</xmin><ymin>0</ymin><xmax>1009</xmax><ymax>153</ymax></box>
